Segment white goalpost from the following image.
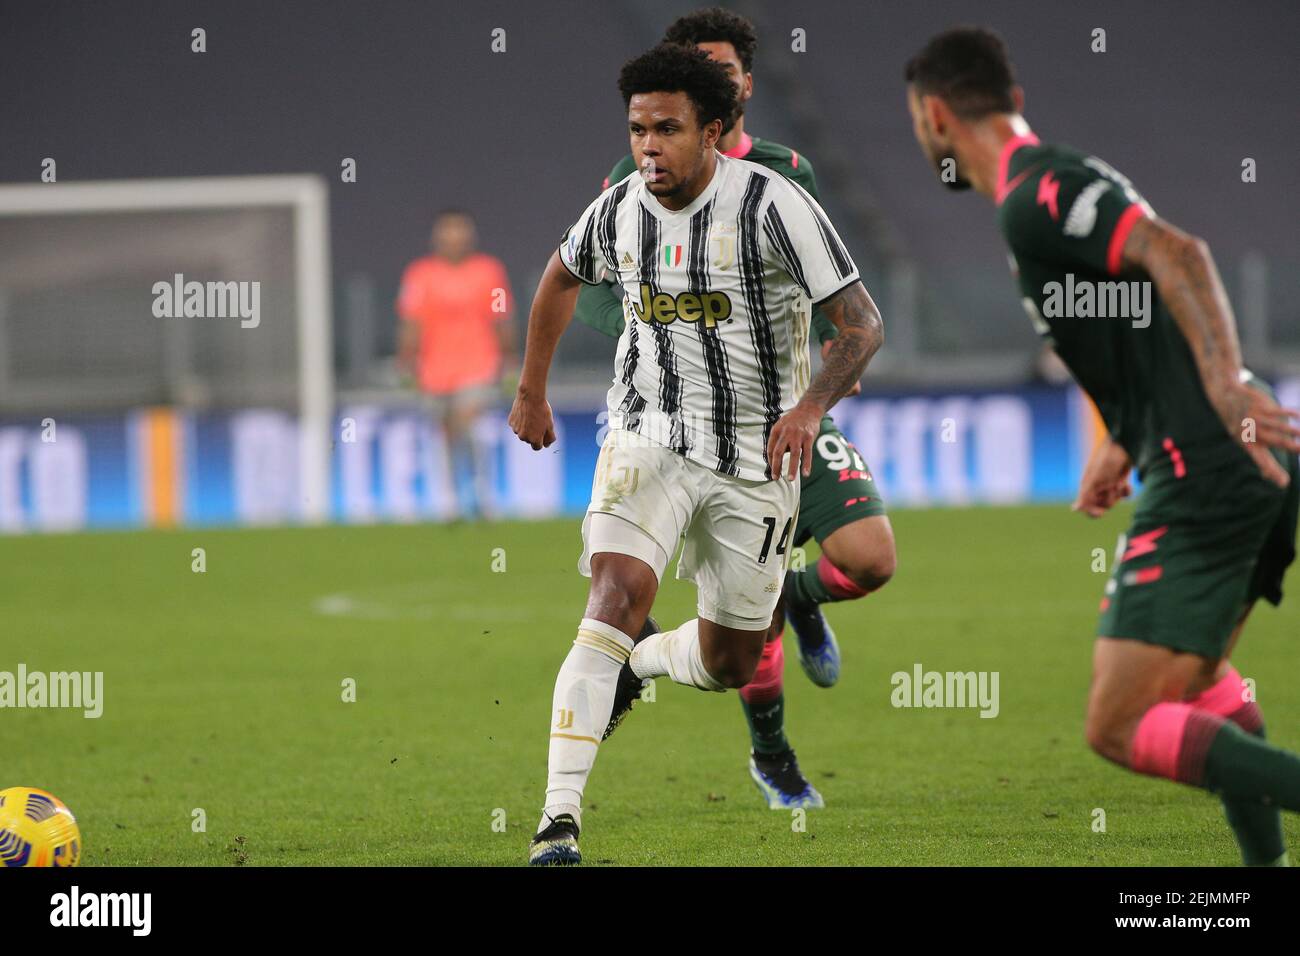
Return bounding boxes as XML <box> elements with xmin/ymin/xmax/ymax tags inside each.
<box><xmin>0</xmin><ymin>175</ymin><xmax>334</xmax><ymax>523</ymax></box>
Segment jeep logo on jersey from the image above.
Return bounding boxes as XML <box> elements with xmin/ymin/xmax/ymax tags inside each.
<box><xmin>631</xmin><ymin>283</ymin><xmax>733</xmax><ymax>329</ymax></box>
<box><xmin>662</xmin><ymin>244</ymin><xmax>682</xmax><ymax>267</ymax></box>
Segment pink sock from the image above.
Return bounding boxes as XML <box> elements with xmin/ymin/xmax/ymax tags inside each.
<box><xmin>1130</xmin><ymin>701</ymin><xmax>1226</xmax><ymax>785</ymax></box>
<box><xmin>1188</xmin><ymin>667</ymin><xmax>1263</xmax><ymax>733</ymax></box>
<box><xmin>739</xmin><ymin>635</ymin><xmax>785</xmax><ymax>705</ymax></box>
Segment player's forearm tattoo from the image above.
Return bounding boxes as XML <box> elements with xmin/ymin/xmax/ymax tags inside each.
<box><xmin>1126</xmin><ymin>217</ymin><xmax>1244</xmax><ymax>419</ymax></box>
<box><xmin>802</xmin><ymin>282</ymin><xmax>883</xmax><ymax>411</ymax></box>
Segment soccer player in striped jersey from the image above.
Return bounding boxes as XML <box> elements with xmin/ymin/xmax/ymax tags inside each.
<box><xmin>906</xmin><ymin>27</ymin><xmax>1300</xmax><ymax>865</ymax></box>
<box><xmin>511</xmin><ymin>43</ymin><xmax>884</xmax><ymax>865</ymax></box>
<box><xmin>572</xmin><ymin>6</ymin><xmax>898</xmax><ymax>812</ymax></box>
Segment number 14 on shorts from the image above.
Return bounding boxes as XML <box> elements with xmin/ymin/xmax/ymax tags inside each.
<box><xmin>759</xmin><ymin>516</ymin><xmax>793</xmax><ymax>565</ymax></box>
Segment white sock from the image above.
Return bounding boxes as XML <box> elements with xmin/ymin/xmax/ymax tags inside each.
<box><xmin>629</xmin><ymin>618</ymin><xmax>725</xmax><ymax>692</ymax></box>
<box><xmin>539</xmin><ymin>617</ymin><xmax>633</xmax><ymax>833</ymax></box>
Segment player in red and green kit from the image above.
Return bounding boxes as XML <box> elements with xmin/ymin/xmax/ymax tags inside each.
<box><xmin>573</xmin><ymin>8</ymin><xmax>897</xmax><ymax>809</ymax></box>
<box><xmin>906</xmin><ymin>27</ymin><xmax>1300</xmax><ymax>865</ymax></box>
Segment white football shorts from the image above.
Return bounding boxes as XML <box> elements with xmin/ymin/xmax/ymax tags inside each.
<box><xmin>578</xmin><ymin>427</ymin><xmax>800</xmax><ymax>631</ymax></box>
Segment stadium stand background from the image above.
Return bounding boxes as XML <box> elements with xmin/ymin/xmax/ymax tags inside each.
<box><xmin>5</xmin><ymin>0</ymin><xmax>1295</xmax><ymax>399</ymax></box>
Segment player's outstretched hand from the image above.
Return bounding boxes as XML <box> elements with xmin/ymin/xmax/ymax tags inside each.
<box><xmin>508</xmin><ymin>393</ymin><xmax>556</xmax><ymax>450</ymax></box>
<box><xmin>1071</xmin><ymin>436</ymin><xmax>1133</xmax><ymax>518</ymax></box>
<box><xmin>1210</xmin><ymin>380</ymin><xmax>1300</xmax><ymax>489</ymax></box>
<box><xmin>768</xmin><ymin>402</ymin><xmax>822</xmax><ymax>480</ymax></box>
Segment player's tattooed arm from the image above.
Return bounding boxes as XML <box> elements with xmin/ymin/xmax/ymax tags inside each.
<box><xmin>1121</xmin><ymin>215</ymin><xmax>1242</xmax><ymax>384</ymax></box>
<box><xmin>767</xmin><ymin>281</ymin><xmax>883</xmax><ymax>480</ymax></box>
<box><xmin>509</xmin><ymin>251</ymin><xmax>581</xmax><ymax>450</ymax></box>
<box><xmin>1122</xmin><ymin>216</ymin><xmax>1300</xmax><ymax>485</ymax></box>
<box><xmin>804</xmin><ymin>281</ymin><xmax>884</xmax><ymax>413</ymax></box>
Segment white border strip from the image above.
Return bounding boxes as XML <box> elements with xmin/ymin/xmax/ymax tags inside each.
<box><xmin>0</xmin><ymin>176</ymin><xmax>326</xmax><ymax>215</ymax></box>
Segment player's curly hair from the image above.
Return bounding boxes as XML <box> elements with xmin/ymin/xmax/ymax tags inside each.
<box><xmin>618</xmin><ymin>43</ymin><xmax>738</xmax><ymax>130</ymax></box>
<box><xmin>904</xmin><ymin>27</ymin><xmax>1018</xmax><ymax>119</ymax></box>
<box><xmin>663</xmin><ymin>6</ymin><xmax>758</xmax><ymax>72</ymax></box>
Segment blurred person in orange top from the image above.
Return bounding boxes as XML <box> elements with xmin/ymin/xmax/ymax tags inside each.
<box><xmin>396</xmin><ymin>209</ymin><xmax>516</xmax><ymax>519</ymax></box>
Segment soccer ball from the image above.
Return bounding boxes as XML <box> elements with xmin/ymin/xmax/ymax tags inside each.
<box><xmin>0</xmin><ymin>787</ymin><xmax>81</xmax><ymax>867</ymax></box>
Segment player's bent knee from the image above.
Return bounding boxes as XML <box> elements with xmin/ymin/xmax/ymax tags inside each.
<box><xmin>823</xmin><ymin>518</ymin><xmax>897</xmax><ymax>594</ymax></box>
<box><xmin>587</xmin><ymin>573</ymin><xmax>654</xmax><ymax>614</ymax></box>
<box><xmin>1083</xmin><ymin>711</ymin><xmax>1131</xmax><ymax>766</ymax></box>
<box><xmin>700</xmin><ymin>628</ymin><xmax>765</xmax><ymax>688</ymax></box>
<box><xmin>585</xmin><ymin>553</ymin><xmax>657</xmax><ymax>628</ymax></box>
<box><xmin>859</xmin><ymin>550</ymin><xmax>897</xmax><ymax>591</ymax></box>
<box><xmin>702</xmin><ymin>643</ymin><xmax>761</xmax><ymax>688</ymax></box>
<box><xmin>711</xmin><ymin>657</ymin><xmax>760</xmax><ymax>689</ymax></box>
<box><xmin>1083</xmin><ymin>721</ymin><xmax>1109</xmax><ymax>760</ymax></box>
<box><xmin>837</xmin><ymin>549</ymin><xmax>896</xmax><ymax>594</ymax></box>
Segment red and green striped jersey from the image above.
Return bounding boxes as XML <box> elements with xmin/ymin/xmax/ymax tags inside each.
<box><xmin>574</xmin><ymin>133</ymin><xmax>837</xmax><ymax>344</ymax></box>
<box><xmin>997</xmin><ymin>134</ymin><xmax>1243</xmax><ymax>478</ymax></box>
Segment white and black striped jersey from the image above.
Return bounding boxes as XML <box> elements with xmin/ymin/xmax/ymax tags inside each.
<box><xmin>559</xmin><ymin>152</ymin><xmax>860</xmax><ymax>481</ymax></box>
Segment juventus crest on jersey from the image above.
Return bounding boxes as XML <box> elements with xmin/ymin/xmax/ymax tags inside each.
<box><xmin>560</xmin><ymin>153</ymin><xmax>859</xmax><ymax>481</ymax></box>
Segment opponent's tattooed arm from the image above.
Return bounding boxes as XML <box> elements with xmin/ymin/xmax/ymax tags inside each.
<box><xmin>1123</xmin><ymin>215</ymin><xmax>1300</xmax><ymax>485</ymax></box>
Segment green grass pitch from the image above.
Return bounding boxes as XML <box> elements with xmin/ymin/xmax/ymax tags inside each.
<box><xmin>3</xmin><ymin>504</ymin><xmax>1296</xmax><ymax>866</ymax></box>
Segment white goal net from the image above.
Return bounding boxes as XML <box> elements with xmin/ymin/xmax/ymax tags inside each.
<box><xmin>0</xmin><ymin>175</ymin><xmax>333</xmax><ymax>523</ymax></box>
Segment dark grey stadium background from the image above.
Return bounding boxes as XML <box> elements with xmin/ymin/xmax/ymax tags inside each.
<box><xmin>3</xmin><ymin>0</ymin><xmax>1297</xmax><ymax>390</ymax></box>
